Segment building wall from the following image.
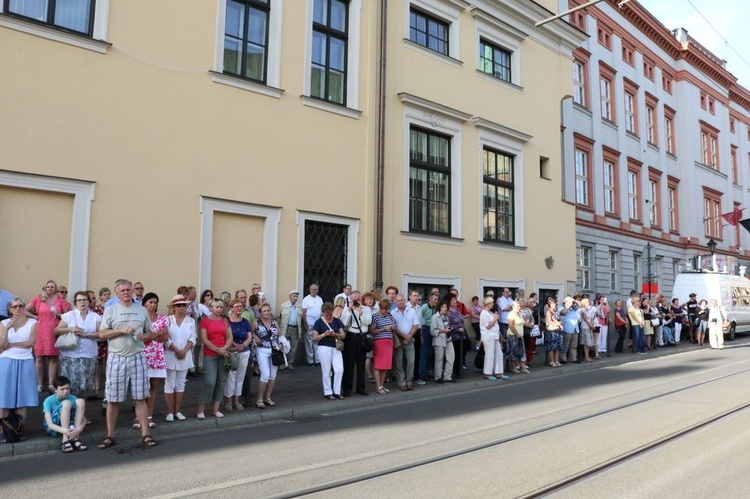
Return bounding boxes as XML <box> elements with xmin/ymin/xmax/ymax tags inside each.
<box><xmin>0</xmin><ymin>0</ymin><xmax>585</xmax><ymax>308</ymax></box>
<box><xmin>561</xmin><ymin>0</ymin><xmax>750</xmax><ymax>301</ymax></box>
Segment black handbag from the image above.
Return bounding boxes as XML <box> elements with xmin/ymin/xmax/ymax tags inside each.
<box><xmin>361</xmin><ymin>334</ymin><xmax>374</xmax><ymax>352</ymax></box>
<box><xmin>0</xmin><ymin>414</ymin><xmax>25</xmax><ymax>443</ymax></box>
<box><xmin>271</xmin><ymin>348</ymin><xmax>285</xmax><ymax>367</ymax></box>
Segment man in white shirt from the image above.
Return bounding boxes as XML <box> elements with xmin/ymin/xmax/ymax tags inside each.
<box><xmin>301</xmin><ymin>284</ymin><xmax>323</xmax><ymax>365</ymax></box>
<box><xmin>334</xmin><ymin>284</ymin><xmax>353</xmax><ymax>307</ymax></box>
<box><xmin>497</xmin><ymin>288</ymin><xmax>514</xmax><ymax>340</ymax></box>
<box><xmin>278</xmin><ymin>290</ymin><xmax>302</xmax><ymax>369</ymax></box>
<box><xmin>392</xmin><ymin>294</ymin><xmax>420</xmax><ymax>391</ymax></box>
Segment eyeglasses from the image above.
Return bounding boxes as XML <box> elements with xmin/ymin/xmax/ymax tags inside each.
<box><xmin>173</xmin><ymin>304</ymin><xmax>187</xmax><ymax>308</ymax></box>
<box><xmin>134</xmin><ymin>287</ymin><xmax>144</xmax><ymax>291</ymax></box>
<box><xmin>60</xmin><ymin>291</ymin><xmax>68</xmax><ymax>295</ymax></box>
<box><xmin>10</xmin><ymin>304</ymin><xmax>24</xmax><ymax>309</ymax></box>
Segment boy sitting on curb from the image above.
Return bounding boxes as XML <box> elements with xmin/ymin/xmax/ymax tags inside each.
<box><xmin>43</xmin><ymin>376</ymin><xmax>88</xmax><ymax>453</ymax></box>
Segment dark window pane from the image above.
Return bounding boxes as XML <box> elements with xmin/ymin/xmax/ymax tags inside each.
<box><xmin>328</xmin><ymin>70</ymin><xmax>345</xmax><ymax>104</ymax></box>
<box><xmin>225</xmin><ymin>0</ymin><xmax>244</xmax><ymax>38</ymax></box>
<box><xmin>312</xmin><ymin>31</ymin><xmax>326</xmax><ymax>65</ymax></box>
<box><xmin>310</xmin><ymin>66</ymin><xmax>325</xmax><ymax>99</ymax></box>
<box><xmin>329</xmin><ymin>37</ymin><xmax>346</xmax><ymax>71</ymax></box>
<box><xmin>223</xmin><ymin>37</ymin><xmax>242</xmax><ymax>74</ymax></box>
<box><xmin>245</xmin><ymin>43</ymin><xmax>265</xmax><ymax>80</ymax></box>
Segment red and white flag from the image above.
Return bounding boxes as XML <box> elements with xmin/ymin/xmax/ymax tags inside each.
<box><xmin>722</xmin><ymin>207</ymin><xmax>743</xmax><ymax>226</ymax></box>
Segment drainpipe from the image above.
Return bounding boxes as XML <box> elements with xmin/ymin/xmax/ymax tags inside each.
<box><xmin>374</xmin><ymin>0</ymin><xmax>387</xmax><ymax>290</ymax></box>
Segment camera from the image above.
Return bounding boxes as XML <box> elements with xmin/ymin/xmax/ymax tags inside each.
<box><xmin>352</xmin><ymin>300</ymin><xmax>360</xmax><ymax>307</ymax></box>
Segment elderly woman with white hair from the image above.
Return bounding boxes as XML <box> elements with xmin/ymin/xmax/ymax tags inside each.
<box><xmin>507</xmin><ymin>301</ymin><xmax>530</xmax><ymax>374</ymax></box>
<box><xmin>478</xmin><ymin>296</ymin><xmax>508</xmax><ymax>381</ymax></box>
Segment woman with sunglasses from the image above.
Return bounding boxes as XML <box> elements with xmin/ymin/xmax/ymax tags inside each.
<box><xmin>54</xmin><ymin>291</ymin><xmax>101</xmax><ymax>399</ymax></box>
<box><xmin>26</xmin><ymin>280</ymin><xmax>71</xmax><ymax>393</ymax></box>
<box><xmin>0</xmin><ymin>297</ymin><xmax>39</xmax><ymax>424</ymax></box>
<box><xmin>164</xmin><ymin>295</ymin><xmax>196</xmax><ymax>421</ymax></box>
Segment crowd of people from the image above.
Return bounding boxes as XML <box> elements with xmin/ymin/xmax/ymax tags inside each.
<box><xmin>0</xmin><ymin>279</ymin><xmax>728</xmax><ymax>452</ymax></box>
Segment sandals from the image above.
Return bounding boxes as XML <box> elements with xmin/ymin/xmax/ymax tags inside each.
<box><xmin>256</xmin><ymin>400</ymin><xmax>266</xmax><ymax>409</ymax></box>
<box><xmin>148</xmin><ymin>417</ymin><xmax>157</xmax><ymax>429</ymax></box>
<box><xmin>132</xmin><ymin>419</ymin><xmax>141</xmax><ymax>430</ymax></box>
<box><xmin>142</xmin><ymin>435</ymin><xmax>158</xmax><ymax>448</ymax></box>
<box><xmin>234</xmin><ymin>402</ymin><xmax>245</xmax><ymax>411</ymax></box>
<box><xmin>97</xmin><ymin>436</ymin><xmax>116</xmax><ymax>449</ymax></box>
<box><xmin>376</xmin><ymin>386</ymin><xmax>387</xmax><ymax>395</ymax></box>
<box><xmin>368</xmin><ymin>377</ymin><xmax>376</xmax><ymax>384</ymax></box>
<box><xmin>333</xmin><ymin>394</ymin><xmax>344</xmax><ymax>400</ymax></box>
<box><xmin>72</xmin><ymin>439</ymin><xmax>88</xmax><ymax>451</ymax></box>
<box><xmin>264</xmin><ymin>399</ymin><xmax>276</xmax><ymax>407</ymax></box>
<box><xmin>325</xmin><ymin>395</ymin><xmax>336</xmax><ymax>400</ymax></box>
<box><xmin>61</xmin><ymin>440</ymin><xmax>75</xmax><ymax>454</ymax></box>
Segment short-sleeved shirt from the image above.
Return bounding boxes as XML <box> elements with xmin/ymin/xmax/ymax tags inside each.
<box><xmin>43</xmin><ymin>394</ymin><xmax>77</xmax><ymax>434</ymax></box>
<box><xmin>302</xmin><ymin>295</ymin><xmax>324</xmax><ymax>326</ymax></box>
<box><xmin>101</xmin><ymin>303</ymin><xmax>151</xmax><ymax>357</ymax></box>
<box><xmin>391</xmin><ymin>307</ymin><xmax>419</xmax><ymax>337</ymax></box>
<box><xmin>313</xmin><ymin>317</ymin><xmax>343</xmax><ymax>348</ymax></box>
<box><xmin>371</xmin><ymin>313</ymin><xmax>395</xmax><ymax>341</ymax></box>
<box><xmin>229</xmin><ymin>318</ymin><xmax>251</xmax><ymax>345</ymax></box>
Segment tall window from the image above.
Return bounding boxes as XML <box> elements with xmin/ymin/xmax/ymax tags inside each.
<box><xmin>624</xmin><ymin>92</ymin><xmax>636</xmax><ymax>133</ymax></box>
<box><xmin>609</xmin><ymin>250</ymin><xmax>618</xmax><ymax>292</ymax></box>
<box><xmin>668</xmin><ymin>186</ymin><xmax>677</xmax><ymax>232</ymax></box>
<box><xmin>603</xmin><ymin>160</ymin><xmax>616</xmax><ymax>214</ymax></box>
<box><xmin>482</xmin><ymin>148</ymin><xmax>515</xmax><ymax>244</ymax></box>
<box><xmin>600</xmin><ymin>75</ymin><xmax>613</xmax><ymax>121</ymax></box>
<box><xmin>665</xmin><ymin>116</ymin><xmax>675</xmax><ymax>154</ymax></box>
<box><xmin>311</xmin><ymin>0</ymin><xmax>349</xmax><ymax>105</ymax></box>
<box><xmin>223</xmin><ymin>0</ymin><xmax>271</xmax><ymax>83</ymax></box>
<box><xmin>409</xmin><ymin>127</ymin><xmax>451</xmax><ymax>235</ymax></box>
<box><xmin>646</xmin><ymin>105</ymin><xmax>656</xmax><ymax>143</ymax></box>
<box><xmin>633</xmin><ymin>253</ymin><xmax>641</xmax><ymax>291</ymax></box>
<box><xmin>573</xmin><ymin>60</ymin><xmax>586</xmax><ymax>106</ymax></box>
<box><xmin>580</xmin><ymin>247</ymin><xmax>591</xmax><ymax>290</ymax></box>
<box><xmin>731</xmin><ymin>146</ymin><xmax>739</xmax><ymax>185</ymax></box>
<box><xmin>703</xmin><ymin>191</ymin><xmax>722</xmax><ymax>239</ymax></box>
<box><xmin>627</xmin><ymin>170</ymin><xmax>639</xmax><ymax>220</ymax></box>
<box><xmin>649</xmin><ymin>179</ymin><xmax>659</xmax><ymax>226</ymax></box>
<box><xmin>409</xmin><ymin>8</ymin><xmax>448</xmax><ymax>55</ymax></box>
<box><xmin>4</xmin><ymin>0</ymin><xmax>95</xmax><ymax>35</ymax></box>
<box><xmin>700</xmin><ymin>126</ymin><xmax>719</xmax><ymax>170</ymax></box>
<box><xmin>575</xmin><ymin>149</ymin><xmax>589</xmax><ymax>206</ymax></box>
<box><xmin>479</xmin><ymin>39</ymin><xmax>511</xmax><ymax>82</ymax></box>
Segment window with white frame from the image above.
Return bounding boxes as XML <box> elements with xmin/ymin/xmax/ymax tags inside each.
<box><xmin>405</xmin><ymin>0</ymin><xmax>461</xmax><ymax>62</ymax></box>
<box><xmin>409</xmin><ymin>126</ymin><xmax>451</xmax><ymax>235</ymax></box>
<box><xmin>579</xmin><ymin>246</ymin><xmax>591</xmax><ymax>290</ymax></box>
<box><xmin>410</xmin><ymin>7</ymin><xmax>448</xmax><ymax>55</ymax></box>
<box><xmin>609</xmin><ymin>250</ymin><xmax>618</xmax><ymax>292</ymax></box>
<box><xmin>479</xmin><ymin>38</ymin><xmax>511</xmax><ymax>82</ymax></box>
<box><xmin>627</xmin><ymin>170</ymin><xmax>639</xmax><ymax>220</ymax></box>
<box><xmin>573</xmin><ymin>60</ymin><xmax>586</xmax><ymax>106</ymax></box>
<box><xmin>646</xmin><ymin>105</ymin><xmax>656</xmax><ymax>144</ymax></box>
<box><xmin>649</xmin><ymin>179</ymin><xmax>658</xmax><ymax>226</ymax></box>
<box><xmin>3</xmin><ymin>0</ymin><xmax>96</xmax><ymax>35</ymax></box>
<box><xmin>482</xmin><ymin>147</ymin><xmax>515</xmax><ymax>244</ymax></box>
<box><xmin>668</xmin><ymin>186</ymin><xmax>677</xmax><ymax>231</ymax></box>
<box><xmin>600</xmin><ymin>76</ymin><xmax>613</xmax><ymax>121</ymax></box>
<box><xmin>624</xmin><ymin>93</ymin><xmax>635</xmax><ymax>133</ymax></box>
<box><xmin>223</xmin><ymin>0</ymin><xmax>271</xmax><ymax>83</ymax></box>
<box><xmin>633</xmin><ymin>253</ymin><xmax>641</xmax><ymax>291</ymax></box>
<box><xmin>603</xmin><ymin>160</ymin><xmax>615</xmax><ymax>214</ymax></box>
<box><xmin>310</xmin><ymin>0</ymin><xmax>349</xmax><ymax>105</ymax></box>
<box><xmin>665</xmin><ymin>116</ymin><xmax>674</xmax><ymax>154</ymax></box>
<box><xmin>575</xmin><ymin>149</ymin><xmax>588</xmax><ymax>205</ymax></box>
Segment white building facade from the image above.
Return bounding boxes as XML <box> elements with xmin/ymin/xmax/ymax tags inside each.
<box><xmin>560</xmin><ymin>0</ymin><xmax>750</xmax><ymax>299</ymax></box>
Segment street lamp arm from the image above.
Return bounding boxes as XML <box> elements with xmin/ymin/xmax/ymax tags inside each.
<box><xmin>535</xmin><ymin>0</ymin><xmax>631</xmax><ymax>27</ymax></box>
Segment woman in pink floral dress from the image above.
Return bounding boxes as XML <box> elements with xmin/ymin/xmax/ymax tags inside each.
<box><xmin>140</xmin><ymin>292</ymin><xmax>169</xmax><ymax>429</ymax></box>
<box><xmin>25</xmin><ymin>280</ymin><xmax>70</xmax><ymax>393</ymax></box>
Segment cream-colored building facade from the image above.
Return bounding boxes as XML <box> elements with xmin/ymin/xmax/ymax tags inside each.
<box><xmin>0</xmin><ymin>0</ymin><xmax>584</xmax><ymax>308</ymax></box>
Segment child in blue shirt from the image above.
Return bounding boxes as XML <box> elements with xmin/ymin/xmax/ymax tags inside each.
<box><xmin>43</xmin><ymin>376</ymin><xmax>87</xmax><ymax>453</ymax></box>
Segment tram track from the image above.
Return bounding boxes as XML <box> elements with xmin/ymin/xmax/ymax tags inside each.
<box><xmin>275</xmin><ymin>365</ymin><xmax>750</xmax><ymax>499</ymax></box>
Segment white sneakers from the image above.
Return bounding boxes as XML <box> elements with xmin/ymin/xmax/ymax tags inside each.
<box><xmin>165</xmin><ymin>412</ymin><xmax>186</xmax><ymax>422</ymax></box>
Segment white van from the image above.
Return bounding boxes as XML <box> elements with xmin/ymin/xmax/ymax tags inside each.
<box><xmin>671</xmin><ymin>271</ymin><xmax>750</xmax><ymax>340</ymax></box>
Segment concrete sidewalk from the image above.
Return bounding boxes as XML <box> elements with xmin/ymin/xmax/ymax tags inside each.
<box><xmin>0</xmin><ymin>342</ymin><xmax>699</xmax><ymax>458</ymax></box>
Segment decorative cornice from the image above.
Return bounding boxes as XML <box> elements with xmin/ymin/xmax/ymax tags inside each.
<box><xmin>470</xmin><ymin>117</ymin><xmax>532</xmax><ymax>142</ymax></box>
<box><xmin>398</xmin><ymin>93</ymin><xmax>472</xmax><ymax>122</ymax></box>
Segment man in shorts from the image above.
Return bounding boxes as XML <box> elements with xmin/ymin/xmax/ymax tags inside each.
<box><xmin>97</xmin><ymin>279</ymin><xmax>157</xmax><ymax>448</ymax></box>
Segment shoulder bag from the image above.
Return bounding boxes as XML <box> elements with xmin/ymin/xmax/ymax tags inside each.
<box><xmin>0</xmin><ymin>414</ymin><xmax>25</xmax><ymax>443</ymax></box>
<box><xmin>55</xmin><ymin>332</ymin><xmax>78</xmax><ymax>350</ymax></box>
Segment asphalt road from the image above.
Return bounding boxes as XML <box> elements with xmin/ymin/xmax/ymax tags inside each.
<box><xmin>2</xmin><ymin>342</ymin><xmax>749</xmax><ymax>498</ymax></box>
